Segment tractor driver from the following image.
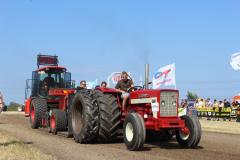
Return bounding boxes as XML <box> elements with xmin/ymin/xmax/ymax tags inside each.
<box><xmin>115</xmin><ymin>71</ymin><xmax>134</xmax><ymax>110</ymax></box>
<box><xmin>43</xmin><ymin>73</ymin><xmax>55</xmax><ymax>90</ymax></box>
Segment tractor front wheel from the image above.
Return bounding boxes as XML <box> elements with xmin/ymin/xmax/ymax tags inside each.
<box><xmin>123</xmin><ymin>113</ymin><xmax>146</xmax><ymax>151</ymax></box>
<box><xmin>176</xmin><ymin>115</ymin><xmax>201</xmax><ymax>148</ymax></box>
<box><xmin>30</xmin><ymin>98</ymin><xmax>47</xmax><ymax>129</ymax></box>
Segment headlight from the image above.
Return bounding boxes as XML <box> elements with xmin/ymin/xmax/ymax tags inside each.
<box><xmin>161</xmin><ymin>100</ymin><xmax>165</xmax><ymax>105</ymax></box>
<box><xmin>172</xmin><ymin>101</ymin><xmax>177</xmax><ymax>106</ymax></box>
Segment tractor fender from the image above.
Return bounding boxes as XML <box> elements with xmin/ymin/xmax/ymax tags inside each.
<box><xmin>95</xmin><ymin>87</ymin><xmax>121</xmax><ymax>95</ymax></box>
<box><xmin>24</xmin><ymin>98</ymin><xmax>31</xmax><ymax>117</ymax></box>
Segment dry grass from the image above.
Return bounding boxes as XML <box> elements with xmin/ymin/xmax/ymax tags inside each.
<box><xmin>200</xmin><ymin>119</ymin><xmax>240</xmax><ymax>135</ymax></box>
<box><xmin>1</xmin><ymin>112</ymin><xmax>24</xmax><ymax>115</ymax></box>
<box><xmin>0</xmin><ymin>131</ymin><xmax>56</xmax><ymax>160</ymax></box>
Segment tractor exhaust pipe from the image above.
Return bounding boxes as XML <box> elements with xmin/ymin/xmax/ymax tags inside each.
<box><xmin>145</xmin><ymin>64</ymin><xmax>149</xmax><ymax>89</ymax></box>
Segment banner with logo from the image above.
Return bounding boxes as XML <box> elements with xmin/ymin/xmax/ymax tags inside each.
<box><xmin>107</xmin><ymin>72</ymin><xmax>131</xmax><ymax>88</ymax></box>
<box><xmin>152</xmin><ymin>63</ymin><xmax>176</xmax><ymax>89</ymax></box>
<box><xmin>230</xmin><ymin>52</ymin><xmax>240</xmax><ymax>70</ymax></box>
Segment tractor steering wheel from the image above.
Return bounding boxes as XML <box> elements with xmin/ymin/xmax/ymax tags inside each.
<box><xmin>127</xmin><ymin>86</ymin><xmax>143</xmax><ymax>92</ymax></box>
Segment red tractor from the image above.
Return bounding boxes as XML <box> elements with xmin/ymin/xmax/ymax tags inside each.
<box><xmin>71</xmin><ymin>64</ymin><xmax>201</xmax><ymax>151</ymax></box>
<box><xmin>24</xmin><ymin>54</ymin><xmax>78</xmax><ymax>136</ymax></box>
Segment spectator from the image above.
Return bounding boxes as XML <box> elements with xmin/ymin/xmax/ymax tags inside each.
<box><xmin>212</xmin><ymin>99</ymin><xmax>218</xmax><ymax>121</ymax></box>
<box><xmin>195</xmin><ymin>99</ymin><xmax>199</xmax><ymax>108</ymax></box>
<box><xmin>101</xmin><ymin>81</ymin><xmax>107</xmax><ymax>88</ymax></box>
<box><xmin>223</xmin><ymin>99</ymin><xmax>231</xmax><ymax>121</ymax></box>
<box><xmin>182</xmin><ymin>99</ymin><xmax>188</xmax><ymax>108</ymax></box>
<box><xmin>206</xmin><ymin>98</ymin><xmax>213</xmax><ymax>108</ymax></box>
<box><xmin>76</xmin><ymin>80</ymin><xmax>87</xmax><ymax>90</ymax></box>
<box><xmin>224</xmin><ymin>99</ymin><xmax>231</xmax><ymax>108</ymax></box>
<box><xmin>180</xmin><ymin>99</ymin><xmax>185</xmax><ymax>107</ymax></box>
<box><xmin>218</xmin><ymin>101</ymin><xmax>224</xmax><ymax>121</ymax></box>
<box><xmin>198</xmin><ymin>99</ymin><xmax>204</xmax><ymax>108</ymax></box>
<box><xmin>232</xmin><ymin>101</ymin><xmax>239</xmax><ymax>109</ymax></box>
<box><xmin>206</xmin><ymin>98</ymin><xmax>212</xmax><ymax>120</ymax></box>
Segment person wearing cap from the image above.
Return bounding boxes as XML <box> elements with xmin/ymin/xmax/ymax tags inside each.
<box><xmin>115</xmin><ymin>71</ymin><xmax>134</xmax><ymax>110</ymax></box>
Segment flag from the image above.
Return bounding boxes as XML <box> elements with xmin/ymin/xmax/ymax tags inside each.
<box><xmin>86</xmin><ymin>79</ymin><xmax>98</xmax><ymax>89</ymax></box>
<box><xmin>230</xmin><ymin>52</ymin><xmax>240</xmax><ymax>70</ymax></box>
<box><xmin>152</xmin><ymin>63</ymin><xmax>176</xmax><ymax>89</ymax></box>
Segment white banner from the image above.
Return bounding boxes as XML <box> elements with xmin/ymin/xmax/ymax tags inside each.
<box><xmin>152</xmin><ymin>63</ymin><xmax>176</xmax><ymax>89</ymax></box>
<box><xmin>107</xmin><ymin>72</ymin><xmax>131</xmax><ymax>87</ymax></box>
<box><xmin>230</xmin><ymin>52</ymin><xmax>240</xmax><ymax>70</ymax></box>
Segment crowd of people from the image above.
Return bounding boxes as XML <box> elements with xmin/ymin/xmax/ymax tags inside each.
<box><xmin>180</xmin><ymin>98</ymin><xmax>240</xmax><ymax>121</ymax></box>
<box><xmin>181</xmin><ymin>98</ymin><xmax>239</xmax><ymax>109</ymax></box>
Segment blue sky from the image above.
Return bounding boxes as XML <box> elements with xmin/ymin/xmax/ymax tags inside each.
<box><xmin>1</xmin><ymin>0</ymin><xmax>240</xmax><ymax>104</ymax></box>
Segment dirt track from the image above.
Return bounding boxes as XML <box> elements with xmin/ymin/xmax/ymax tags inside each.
<box><xmin>0</xmin><ymin>112</ymin><xmax>240</xmax><ymax>160</ymax></box>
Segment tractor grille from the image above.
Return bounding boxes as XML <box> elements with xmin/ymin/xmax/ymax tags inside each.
<box><xmin>160</xmin><ymin>91</ymin><xmax>178</xmax><ymax>117</ymax></box>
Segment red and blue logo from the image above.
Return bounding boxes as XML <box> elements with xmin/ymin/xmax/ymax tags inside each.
<box><xmin>154</xmin><ymin>69</ymin><xmax>171</xmax><ymax>79</ymax></box>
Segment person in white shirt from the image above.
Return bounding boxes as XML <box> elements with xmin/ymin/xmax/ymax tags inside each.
<box><xmin>195</xmin><ymin>99</ymin><xmax>200</xmax><ymax>108</ymax></box>
<box><xmin>206</xmin><ymin>98</ymin><xmax>212</xmax><ymax>120</ymax></box>
<box><xmin>206</xmin><ymin>98</ymin><xmax>213</xmax><ymax>107</ymax></box>
<box><xmin>198</xmin><ymin>99</ymin><xmax>204</xmax><ymax>108</ymax></box>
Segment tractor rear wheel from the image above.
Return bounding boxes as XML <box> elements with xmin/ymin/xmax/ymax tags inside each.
<box><xmin>123</xmin><ymin>112</ymin><xmax>146</xmax><ymax>151</ymax></box>
<box><xmin>176</xmin><ymin>115</ymin><xmax>202</xmax><ymax>148</ymax></box>
<box><xmin>67</xmin><ymin>94</ymin><xmax>75</xmax><ymax>137</ymax></box>
<box><xmin>30</xmin><ymin>98</ymin><xmax>47</xmax><ymax>129</ymax></box>
<box><xmin>71</xmin><ymin>90</ymin><xmax>99</xmax><ymax>143</ymax></box>
<box><xmin>50</xmin><ymin>109</ymin><xmax>67</xmax><ymax>135</ymax></box>
<box><xmin>94</xmin><ymin>90</ymin><xmax>121</xmax><ymax>142</ymax></box>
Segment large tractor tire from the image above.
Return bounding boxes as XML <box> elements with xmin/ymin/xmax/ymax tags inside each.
<box><xmin>94</xmin><ymin>90</ymin><xmax>121</xmax><ymax>142</ymax></box>
<box><xmin>30</xmin><ymin>98</ymin><xmax>47</xmax><ymax>129</ymax></box>
<box><xmin>191</xmin><ymin>116</ymin><xmax>202</xmax><ymax>147</ymax></box>
<box><xmin>67</xmin><ymin>93</ymin><xmax>75</xmax><ymax>137</ymax></box>
<box><xmin>123</xmin><ymin>112</ymin><xmax>146</xmax><ymax>151</ymax></box>
<box><xmin>176</xmin><ymin>115</ymin><xmax>202</xmax><ymax>148</ymax></box>
<box><xmin>50</xmin><ymin>109</ymin><xmax>67</xmax><ymax>135</ymax></box>
<box><xmin>71</xmin><ymin>90</ymin><xmax>99</xmax><ymax>143</ymax></box>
